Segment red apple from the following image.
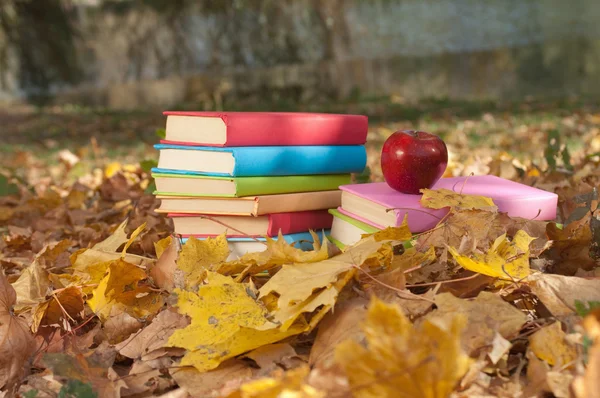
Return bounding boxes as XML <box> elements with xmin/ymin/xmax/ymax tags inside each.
<box><xmin>381</xmin><ymin>130</ymin><xmax>448</xmax><ymax>194</ymax></box>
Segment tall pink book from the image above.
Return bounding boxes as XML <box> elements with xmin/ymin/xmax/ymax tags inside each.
<box><xmin>339</xmin><ymin>175</ymin><xmax>558</xmax><ymax>233</ymax></box>
<box><xmin>161</xmin><ymin>111</ymin><xmax>368</xmax><ymax>147</ymax></box>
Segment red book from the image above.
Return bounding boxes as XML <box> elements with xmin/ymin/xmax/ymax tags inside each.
<box><xmin>168</xmin><ymin>210</ymin><xmax>333</xmax><ymax>237</ymax></box>
<box><xmin>161</xmin><ymin>111</ymin><xmax>368</xmax><ymax>147</ymax></box>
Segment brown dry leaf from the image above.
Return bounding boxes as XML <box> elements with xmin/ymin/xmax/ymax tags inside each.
<box><xmin>149</xmin><ymin>236</ymin><xmax>183</xmax><ymax>291</ymax></box>
<box><xmin>116</xmin><ymin>308</ymin><xmax>189</xmax><ymax>360</ymax></box>
<box><xmin>420</xmin><ymin>188</ymin><xmax>498</xmax><ymax>212</ymax></box>
<box><xmin>229</xmin><ymin>365</ymin><xmax>325</xmax><ymax>398</ymax></box>
<box><xmin>31</xmin><ymin>286</ymin><xmax>84</xmax><ymax>333</ymax></box>
<box><xmin>86</xmin><ymin>259</ymin><xmax>164</xmax><ymax>322</ymax></box>
<box><xmin>309</xmin><ymin>297</ymin><xmax>368</xmax><ymax>369</ymax></box>
<box><xmin>121</xmin><ymin>361</ymin><xmax>170</xmax><ymax>397</ymax></box>
<box><xmin>177</xmin><ymin>235</ymin><xmax>229</xmax><ymax>288</ymax></box>
<box><xmin>335</xmin><ymin>296</ymin><xmax>471</xmax><ymax>398</ymax></box>
<box><xmin>243</xmin><ymin>343</ymin><xmax>301</xmax><ymax>371</ymax></box>
<box><xmin>170</xmin><ymin>360</ymin><xmax>255</xmax><ymax>398</ymax></box>
<box><xmin>529</xmin><ymin>321</ymin><xmax>578</xmax><ymax>367</ymax></box>
<box><xmin>423</xmin><ymin>291</ymin><xmax>527</xmax><ymax>355</ymax></box>
<box><xmin>216</xmin><ymin>231</ymin><xmax>330</xmax><ymax>277</ymax></box>
<box><xmin>448</xmin><ymin>230</ymin><xmax>535</xmax><ymax>281</ymax></box>
<box><xmin>103</xmin><ymin>311</ymin><xmax>144</xmax><ymax>345</ymax></box>
<box><xmin>0</xmin><ymin>271</ymin><xmax>35</xmax><ymax>394</ymax></box>
<box><xmin>544</xmin><ymin>217</ymin><xmax>596</xmax><ymax>275</ymax></box>
<box><xmin>527</xmin><ymin>273</ymin><xmax>600</xmax><ymax>316</ymax></box>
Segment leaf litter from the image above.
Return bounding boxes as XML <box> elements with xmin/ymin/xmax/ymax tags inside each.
<box><xmin>1</xmin><ymin>110</ymin><xmax>600</xmax><ymax>397</ymax></box>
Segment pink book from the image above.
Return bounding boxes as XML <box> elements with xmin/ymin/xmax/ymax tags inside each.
<box><xmin>339</xmin><ymin>175</ymin><xmax>558</xmax><ymax>233</ymax></box>
<box><xmin>161</xmin><ymin>111</ymin><xmax>368</xmax><ymax>147</ymax></box>
<box><xmin>168</xmin><ymin>210</ymin><xmax>333</xmax><ymax>237</ymax></box>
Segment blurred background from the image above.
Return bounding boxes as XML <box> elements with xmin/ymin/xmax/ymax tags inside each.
<box><xmin>0</xmin><ymin>0</ymin><xmax>599</xmax><ymax>187</ymax></box>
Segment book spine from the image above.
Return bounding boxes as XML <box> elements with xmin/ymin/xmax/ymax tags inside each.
<box><xmin>234</xmin><ymin>174</ymin><xmax>352</xmax><ymax>197</ymax></box>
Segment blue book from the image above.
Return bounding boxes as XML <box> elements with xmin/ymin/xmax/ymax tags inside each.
<box><xmin>181</xmin><ymin>230</ymin><xmax>330</xmax><ymax>260</ymax></box>
<box><xmin>153</xmin><ymin>144</ymin><xmax>366</xmax><ymax>177</ymax></box>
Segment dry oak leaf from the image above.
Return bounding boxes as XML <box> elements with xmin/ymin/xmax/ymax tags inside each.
<box><xmin>216</xmin><ymin>230</ymin><xmax>330</xmax><ymax>277</ymax></box>
<box><xmin>116</xmin><ymin>308</ymin><xmax>189</xmax><ymax>360</ymax></box>
<box><xmin>526</xmin><ymin>274</ymin><xmax>600</xmax><ymax>316</ymax></box>
<box><xmin>177</xmin><ymin>235</ymin><xmax>229</xmax><ymax>288</ymax></box>
<box><xmin>166</xmin><ymin>272</ymin><xmax>303</xmax><ymax>372</ymax></box>
<box><xmin>448</xmin><ymin>230</ymin><xmax>535</xmax><ymax>281</ymax></box>
<box><xmin>420</xmin><ymin>187</ymin><xmax>498</xmax><ymax>213</ymax></box>
<box><xmin>423</xmin><ymin>291</ymin><xmax>527</xmax><ymax>356</ymax></box>
<box><xmin>31</xmin><ymin>286</ymin><xmax>84</xmax><ymax>333</ymax></box>
<box><xmin>529</xmin><ymin>321</ymin><xmax>578</xmax><ymax>367</ymax></box>
<box><xmin>335</xmin><ymin>296</ymin><xmax>472</xmax><ymax>398</ymax></box>
<box><xmin>228</xmin><ymin>365</ymin><xmax>324</xmax><ymax>398</ymax></box>
<box><xmin>0</xmin><ymin>271</ymin><xmax>35</xmax><ymax>394</ymax></box>
<box><xmin>86</xmin><ymin>259</ymin><xmax>164</xmax><ymax>322</ymax></box>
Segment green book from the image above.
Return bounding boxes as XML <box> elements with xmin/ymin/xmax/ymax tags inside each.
<box><xmin>153</xmin><ymin>173</ymin><xmax>351</xmax><ymax>197</ymax></box>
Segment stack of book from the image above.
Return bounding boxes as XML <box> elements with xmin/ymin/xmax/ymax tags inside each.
<box><xmin>151</xmin><ymin>111</ymin><xmax>369</xmax><ymax>259</ymax></box>
<box><xmin>329</xmin><ymin>175</ymin><xmax>559</xmax><ymax>248</ymax></box>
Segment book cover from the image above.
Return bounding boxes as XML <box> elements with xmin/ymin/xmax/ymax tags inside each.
<box><xmin>153</xmin><ymin>144</ymin><xmax>367</xmax><ymax>177</ymax></box>
<box><xmin>170</xmin><ymin>209</ymin><xmax>333</xmax><ymax>237</ymax></box>
<box><xmin>152</xmin><ymin>172</ymin><xmax>351</xmax><ymax>197</ymax></box>
<box><xmin>162</xmin><ymin>111</ymin><xmax>368</xmax><ymax>147</ymax></box>
<box><xmin>340</xmin><ymin>175</ymin><xmax>558</xmax><ymax>232</ymax></box>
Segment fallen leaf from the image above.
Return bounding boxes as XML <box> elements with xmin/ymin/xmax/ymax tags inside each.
<box><xmin>367</xmin><ymin>215</ymin><xmax>411</xmax><ymax>242</ymax></box>
<box><xmin>149</xmin><ymin>236</ymin><xmax>183</xmax><ymax>291</ymax></box>
<box><xmin>527</xmin><ymin>273</ymin><xmax>600</xmax><ymax>316</ymax></box>
<box><xmin>488</xmin><ymin>332</ymin><xmax>512</xmax><ymax>365</ymax></box>
<box><xmin>171</xmin><ymin>360</ymin><xmax>255</xmax><ymax>398</ymax></box>
<box><xmin>573</xmin><ymin>308</ymin><xmax>600</xmax><ymax>398</ymax></box>
<box><xmin>166</xmin><ymin>272</ymin><xmax>302</xmax><ymax>372</ymax></box>
<box><xmin>448</xmin><ymin>230</ymin><xmax>535</xmax><ymax>281</ymax></box>
<box><xmin>0</xmin><ymin>271</ymin><xmax>35</xmax><ymax>394</ymax></box>
<box><xmin>529</xmin><ymin>321</ymin><xmax>578</xmax><ymax>367</ymax></box>
<box><xmin>543</xmin><ymin>217</ymin><xmax>596</xmax><ymax>275</ymax></box>
<box><xmin>243</xmin><ymin>343</ymin><xmax>300</xmax><ymax>370</ymax></box>
<box><xmin>177</xmin><ymin>235</ymin><xmax>229</xmax><ymax>288</ymax></box>
<box><xmin>216</xmin><ymin>231</ymin><xmax>330</xmax><ymax>277</ymax></box>
<box><xmin>31</xmin><ymin>286</ymin><xmax>84</xmax><ymax>333</ymax></box>
<box><xmin>116</xmin><ymin>308</ymin><xmax>189</xmax><ymax>360</ymax></box>
<box><xmin>309</xmin><ymin>297</ymin><xmax>368</xmax><ymax>369</ymax></box>
<box><xmin>103</xmin><ymin>312</ymin><xmax>144</xmax><ymax>345</ymax></box>
<box><xmin>87</xmin><ymin>259</ymin><xmax>164</xmax><ymax>322</ymax></box>
<box><xmin>420</xmin><ymin>188</ymin><xmax>498</xmax><ymax>212</ymax></box>
<box><xmin>424</xmin><ymin>291</ymin><xmax>527</xmax><ymax>355</ymax></box>
<box><xmin>230</xmin><ymin>365</ymin><xmax>324</xmax><ymax>398</ymax></box>
<box><xmin>121</xmin><ymin>361</ymin><xmax>167</xmax><ymax>396</ymax></box>
<box><xmin>335</xmin><ymin>296</ymin><xmax>471</xmax><ymax>398</ymax></box>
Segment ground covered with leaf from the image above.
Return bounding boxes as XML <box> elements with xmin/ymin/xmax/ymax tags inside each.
<box><xmin>1</xmin><ymin>99</ymin><xmax>600</xmax><ymax>397</ymax></box>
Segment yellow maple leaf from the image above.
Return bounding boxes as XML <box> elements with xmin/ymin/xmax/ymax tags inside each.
<box><xmin>177</xmin><ymin>235</ymin><xmax>229</xmax><ymax>288</ymax></box>
<box><xmin>87</xmin><ymin>259</ymin><xmax>164</xmax><ymax>322</ymax></box>
<box><xmin>335</xmin><ymin>297</ymin><xmax>471</xmax><ymax>398</ymax></box>
<box><xmin>364</xmin><ymin>214</ymin><xmax>412</xmax><ymax>242</ymax></box>
<box><xmin>216</xmin><ymin>231</ymin><xmax>330</xmax><ymax>277</ymax></box>
<box><xmin>448</xmin><ymin>230</ymin><xmax>535</xmax><ymax>280</ymax></box>
<box><xmin>529</xmin><ymin>321</ymin><xmax>578</xmax><ymax>367</ymax></box>
<box><xmin>166</xmin><ymin>272</ymin><xmax>302</xmax><ymax>372</ymax></box>
<box><xmin>229</xmin><ymin>365</ymin><xmax>325</xmax><ymax>398</ymax></box>
<box><xmin>259</xmin><ymin>236</ymin><xmax>385</xmax><ymax>311</ymax></box>
<box><xmin>420</xmin><ymin>188</ymin><xmax>498</xmax><ymax>212</ymax></box>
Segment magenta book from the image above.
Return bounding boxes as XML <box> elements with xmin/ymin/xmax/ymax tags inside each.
<box><xmin>339</xmin><ymin>175</ymin><xmax>558</xmax><ymax>232</ymax></box>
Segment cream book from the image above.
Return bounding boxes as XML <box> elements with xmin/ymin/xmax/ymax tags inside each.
<box><xmin>156</xmin><ymin>190</ymin><xmax>341</xmax><ymax>216</ymax></box>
